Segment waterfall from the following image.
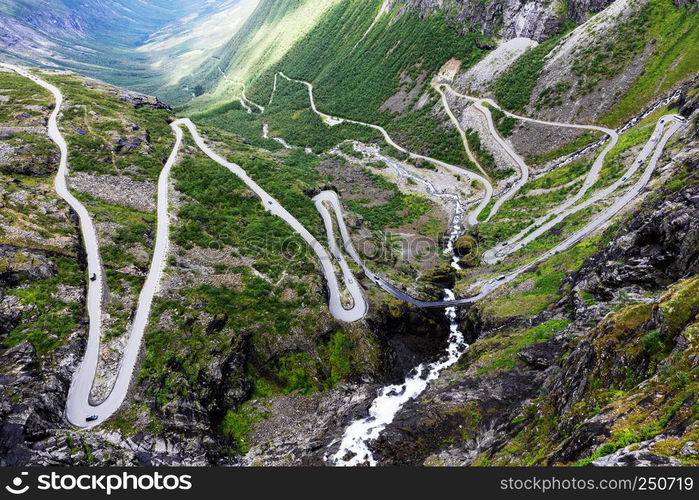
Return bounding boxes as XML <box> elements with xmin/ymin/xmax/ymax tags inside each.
<box><xmin>327</xmin><ymin>146</ymin><xmax>470</xmax><ymax>465</ymax></box>
<box><xmin>328</xmin><ymin>288</ymin><xmax>468</xmax><ymax>466</ymax></box>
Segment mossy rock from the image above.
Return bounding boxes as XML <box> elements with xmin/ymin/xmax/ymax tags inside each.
<box><xmin>421</xmin><ymin>263</ymin><xmax>456</xmax><ymax>288</ymax></box>
<box><xmin>453</xmin><ymin>234</ymin><xmax>477</xmax><ymax>257</ymax></box>
<box><xmin>658</xmin><ymin>276</ymin><xmax>699</xmax><ymax>336</ymax></box>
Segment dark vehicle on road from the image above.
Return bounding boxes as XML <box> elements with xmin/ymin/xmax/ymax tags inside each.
<box><xmin>85</xmin><ymin>415</ymin><xmax>98</xmax><ymax>422</ymax></box>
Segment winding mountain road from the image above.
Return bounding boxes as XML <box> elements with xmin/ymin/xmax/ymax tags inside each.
<box><xmin>241</xmin><ymin>85</ymin><xmax>264</xmax><ymax>113</ymax></box>
<box><xmin>4</xmin><ymin>62</ymin><xmax>683</xmax><ymax>429</ymax></box>
<box><xmin>277</xmin><ymin>72</ymin><xmax>494</xmax><ymax>225</ymax></box>
<box><xmin>0</xmin><ymin>63</ymin><xmax>184</xmax><ymax>428</ymax></box>
<box><xmin>434</xmin><ymin>82</ymin><xmax>530</xmax><ymax>222</ymax></box>
<box><xmin>177</xmin><ymin>118</ymin><xmax>367</xmax><ymax>323</ymax></box>
<box><xmin>264</xmin><ymin>72</ymin><xmax>684</xmax><ymax>307</ymax></box>
<box><xmin>3</xmin><ymin>64</ymin><xmax>366</xmax><ymax>428</ymax></box>
<box><xmin>313</xmin><ymin>113</ymin><xmax>681</xmax><ymax>307</ymax></box>
<box><xmin>433</xmin><ymin>83</ymin><xmax>492</xmax><ymax>180</ymax></box>
<box><xmin>217</xmin><ymin>66</ymin><xmax>263</xmax><ymax>114</ymax></box>
<box><xmin>482</xmin><ymin>116</ymin><xmax>681</xmax><ymax>264</ymax></box>
<box><xmin>438</xmin><ymin>83</ymin><xmax>621</xmax><ymax>262</ymax></box>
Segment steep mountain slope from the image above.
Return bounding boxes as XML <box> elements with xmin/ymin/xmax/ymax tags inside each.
<box><xmin>184</xmin><ymin>0</ymin><xmax>618</xmax><ymax>109</ymax></box>
<box><xmin>195</xmin><ymin>0</ymin><xmax>696</xmax><ymax>155</ymax></box>
<box><xmin>0</xmin><ymin>0</ymin><xmax>697</xmax><ymax>467</ymax></box>
<box><xmin>167</xmin><ymin>0</ymin><xmax>346</xmax><ymax>106</ymax></box>
<box><xmin>385</xmin><ymin>0</ymin><xmax>615</xmax><ymax>41</ymax></box>
<box><xmin>0</xmin><ymin>65</ymin><xmax>452</xmax><ymax>465</ymax></box>
<box><xmin>190</xmin><ymin>0</ymin><xmax>492</xmax><ymax>172</ymax></box>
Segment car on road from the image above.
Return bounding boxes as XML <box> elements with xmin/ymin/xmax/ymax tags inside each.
<box><xmin>90</xmin><ymin>273</ymin><xmax>97</xmax><ymax>282</ymax></box>
<box><xmin>85</xmin><ymin>415</ymin><xmax>99</xmax><ymax>422</ymax></box>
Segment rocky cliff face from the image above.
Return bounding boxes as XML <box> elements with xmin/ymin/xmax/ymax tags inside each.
<box><xmin>362</xmin><ymin>100</ymin><xmax>699</xmax><ymax>465</ymax></box>
<box><xmin>387</xmin><ymin>0</ymin><xmax>615</xmax><ymax>41</ymax></box>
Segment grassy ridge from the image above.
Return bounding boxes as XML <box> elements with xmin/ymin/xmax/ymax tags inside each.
<box><xmin>198</xmin><ymin>0</ymin><xmax>488</xmax><ymax>167</ymax></box>
<box><xmin>493</xmin><ymin>36</ymin><xmax>562</xmax><ymax>112</ymax></box>
<box><xmin>601</xmin><ymin>0</ymin><xmax>699</xmax><ymax>126</ymax></box>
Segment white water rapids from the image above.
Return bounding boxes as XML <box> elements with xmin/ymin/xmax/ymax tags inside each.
<box><xmin>328</xmin><ymin>143</ymin><xmax>470</xmax><ymax>466</ymax></box>
<box><xmin>328</xmin><ymin>289</ymin><xmax>468</xmax><ymax>466</ymax></box>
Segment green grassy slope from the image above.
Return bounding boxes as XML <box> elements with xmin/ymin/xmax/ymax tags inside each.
<box><xmin>601</xmin><ymin>0</ymin><xmax>699</xmax><ymax>126</ymax></box>
<box><xmin>172</xmin><ymin>0</ymin><xmax>344</xmax><ymax>107</ymax></box>
<box><xmin>190</xmin><ymin>0</ymin><xmax>489</xmax><ymax>168</ymax></box>
<box><xmin>493</xmin><ymin>0</ymin><xmax>698</xmax><ymax>125</ymax></box>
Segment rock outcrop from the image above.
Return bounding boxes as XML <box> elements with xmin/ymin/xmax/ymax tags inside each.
<box><xmin>388</xmin><ymin>0</ymin><xmax>615</xmax><ymax>41</ymax></box>
<box><xmin>368</xmin><ymin>148</ymin><xmax>699</xmax><ymax>466</ymax></box>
